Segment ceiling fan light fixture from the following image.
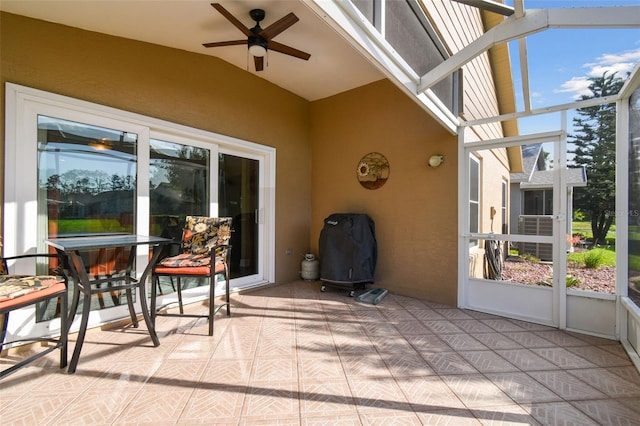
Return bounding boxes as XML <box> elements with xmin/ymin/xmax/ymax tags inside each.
<box><xmin>249</xmin><ymin>43</ymin><xmax>267</xmax><ymax>57</ymax></box>
<box><xmin>248</xmin><ymin>35</ymin><xmax>267</xmax><ymax>57</ymax></box>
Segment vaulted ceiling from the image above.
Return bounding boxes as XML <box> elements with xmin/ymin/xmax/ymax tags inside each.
<box><xmin>0</xmin><ymin>0</ymin><xmax>384</xmax><ymax>101</ymax></box>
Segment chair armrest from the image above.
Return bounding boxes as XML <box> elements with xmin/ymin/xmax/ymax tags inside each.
<box><xmin>3</xmin><ymin>253</ymin><xmax>60</xmax><ymax>262</ymax></box>
<box><xmin>208</xmin><ymin>244</ymin><xmax>232</xmax><ymax>262</ymax></box>
<box><xmin>2</xmin><ymin>253</ymin><xmax>67</xmax><ymax>280</ymax></box>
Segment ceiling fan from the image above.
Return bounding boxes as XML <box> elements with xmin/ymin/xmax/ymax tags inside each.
<box><xmin>203</xmin><ymin>3</ymin><xmax>311</xmax><ymax>71</ymax></box>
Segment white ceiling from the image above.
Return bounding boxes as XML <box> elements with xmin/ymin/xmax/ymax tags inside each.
<box><xmin>0</xmin><ymin>0</ymin><xmax>384</xmax><ymax>101</ymax></box>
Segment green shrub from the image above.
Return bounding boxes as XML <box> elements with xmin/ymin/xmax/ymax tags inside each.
<box><xmin>521</xmin><ymin>253</ymin><xmax>540</xmax><ymax>263</ymax></box>
<box><xmin>568</xmin><ymin>247</ymin><xmax>616</xmax><ymax>267</ymax></box>
<box><xmin>583</xmin><ymin>250</ymin><xmax>605</xmax><ymax>269</ymax></box>
<box><xmin>566</xmin><ymin>275</ymin><xmax>580</xmax><ymax>287</ymax></box>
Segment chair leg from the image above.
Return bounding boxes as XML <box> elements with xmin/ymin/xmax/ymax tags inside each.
<box><xmin>0</xmin><ymin>312</ymin><xmax>9</xmax><ymax>352</ymax></box>
<box><xmin>208</xmin><ymin>276</ymin><xmax>215</xmax><ymax>336</ymax></box>
<box><xmin>156</xmin><ymin>276</ymin><xmax>164</xmax><ymax>295</ymax></box>
<box><xmin>176</xmin><ymin>277</ymin><xmax>184</xmax><ymax>314</ymax></box>
<box><xmin>225</xmin><ymin>265</ymin><xmax>231</xmax><ymax>316</ymax></box>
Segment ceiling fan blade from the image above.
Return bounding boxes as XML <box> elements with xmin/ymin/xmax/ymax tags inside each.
<box><xmin>268</xmin><ymin>41</ymin><xmax>311</xmax><ymax>60</ymax></box>
<box><xmin>203</xmin><ymin>40</ymin><xmax>247</xmax><ymax>48</ymax></box>
<box><xmin>260</xmin><ymin>12</ymin><xmax>299</xmax><ymax>40</ymax></box>
<box><xmin>254</xmin><ymin>56</ymin><xmax>264</xmax><ymax>72</ymax></box>
<box><xmin>211</xmin><ymin>3</ymin><xmax>252</xmax><ymax>36</ymax></box>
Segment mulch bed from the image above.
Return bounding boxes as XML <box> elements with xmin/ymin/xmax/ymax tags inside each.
<box><xmin>500</xmin><ymin>258</ymin><xmax>616</xmax><ymax>294</ymax></box>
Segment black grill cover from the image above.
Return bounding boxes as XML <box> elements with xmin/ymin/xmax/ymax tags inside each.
<box><xmin>319</xmin><ymin>213</ymin><xmax>377</xmax><ymax>284</ymax></box>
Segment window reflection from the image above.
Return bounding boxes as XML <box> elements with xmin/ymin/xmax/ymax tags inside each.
<box><xmin>149</xmin><ymin>139</ymin><xmax>210</xmax><ymax>296</ymax></box>
<box><xmin>149</xmin><ymin>139</ymin><xmax>209</xmax><ymax>235</ymax></box>
<box><xmin>37</xmin><ymin>115</ymin><xmax>138</xmax><ymax>319</ymax></box>
<box><xmin>38</xmin><ymin>115</ymin><xmax>137</xmax><ymax>237</ymax></box>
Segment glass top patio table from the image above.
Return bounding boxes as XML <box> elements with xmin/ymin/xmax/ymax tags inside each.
<box><xmin>45</xmin><ymin>234</ymin><xmax>172</xmax><ymax>373</ymax></box>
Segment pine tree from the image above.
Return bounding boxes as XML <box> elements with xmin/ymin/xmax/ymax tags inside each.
<box><xmin>569</xmin><ymin>72</ymin><xmax>624</xmax><ymax>246</ymax></box>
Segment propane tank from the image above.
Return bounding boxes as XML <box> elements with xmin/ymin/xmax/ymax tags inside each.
<box><xmin>300</xmin><ymin>253</ymin><xmax>320</xmax><ymax>281</ymax></box>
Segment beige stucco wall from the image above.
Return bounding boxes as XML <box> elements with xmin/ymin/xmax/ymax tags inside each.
<box><xmin>0</xmin><ymin>12</ymin><xmax>497</xmax><ymax>307</ymax></box>
<box><xmin>0</xmin><ymin>12</ymin><xmax>311</xmax><ymax>284</ymax></box>
<box><xmin>310</xmin><ymin>80</ymin><xmax>458</xmax><ymax>305</ymax></box>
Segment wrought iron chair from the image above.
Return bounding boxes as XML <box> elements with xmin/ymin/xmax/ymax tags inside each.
<box><xmin>0</xmin><ymin>251</ymin><xmax>68</xmax><ymax>378</ymax></box>
<box><xmin>151</xmin><ymin>216</ymin><xmax>232</xmax><ymax>336</ymax></box>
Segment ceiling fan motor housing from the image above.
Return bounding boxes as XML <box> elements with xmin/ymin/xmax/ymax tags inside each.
<box><xmin>250</xmin><ymin>9</ymin><xmax>265</xmax><ymax>23</ymax></box>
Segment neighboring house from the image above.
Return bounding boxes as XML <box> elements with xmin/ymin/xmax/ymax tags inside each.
<box><xmin>510</xmin><ymin>144</ymin><xmax>587</xmax><ymax>260</ymax></box>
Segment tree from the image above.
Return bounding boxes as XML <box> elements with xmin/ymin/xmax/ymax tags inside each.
<box><xmin>569</xmin><ymin>72</ymin><xmax>624</xmax><ymax>246</ymax></box>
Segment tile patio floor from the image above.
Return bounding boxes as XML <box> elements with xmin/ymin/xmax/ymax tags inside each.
<box><xmin>2</xmin><ymin>280</ymin><xmax>640</xmax><ymax>425</ymax></box>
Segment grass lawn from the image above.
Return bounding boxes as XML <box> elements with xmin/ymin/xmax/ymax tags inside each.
<box><xmin>568</xmin><ymin>247</ymin><xmax>616</xmax><ymax>267</ymax></box>
<box><xmin>56</xmin><ymin>218</ymin><xmax>127</xmax><ymax>234</ymax></box>
<box><xmin>572</xmin><ymin>221</ymin><xmax>616</xmax><ymax>243</ymax></box>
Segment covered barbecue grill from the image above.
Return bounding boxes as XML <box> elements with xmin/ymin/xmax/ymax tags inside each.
<box><xmin>318</xmin><ymin>213</ymin><xmax>377</xmax><ymax>296</ymax></box>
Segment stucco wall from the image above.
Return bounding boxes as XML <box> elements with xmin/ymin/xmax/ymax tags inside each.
<box><xmin>2</xmin><ymin>12</ymin><xmax>463</xmax><ymax>305</ymax></box>
<box><xmin>310</xmin><ymin>80</ymin><xmax>458</xmax><ymax>305</ymax></box>
<box><xmin>0</xmin><ymin>12</ymin><xmax>311</xmax><ymax>284</ymax></box>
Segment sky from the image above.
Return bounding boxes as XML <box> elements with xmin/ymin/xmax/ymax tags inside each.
<box><xmin>502</xmin><ymin>0</ymin><xmax>640</xmax><ymax>135</ymax></box>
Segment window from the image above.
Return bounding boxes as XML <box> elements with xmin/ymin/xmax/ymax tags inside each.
<box><xmin>149</xmin><ymin>138</ymin><xmax>210</xmax><ymax>234</ymax></box>
<box><xmin>469</xmin><ymin>155</ymin><xmax>480</xmax><ymax>247</ymax></box>
<box><xmin>5</xmin><ymin>83</ymin><xmax>275</xmax><ymax>338</ymax></box>
<box><xmin>523</xmin><ymin>189</ymin><xmax>553</xmax><ymax>215</ymax></box>
<box><xmin>39</xmin><ymin>116</ymin><xmax>137</xmax><ymax>238</ymax></box>
<box><xmin>351</xmin><ymin>0</ymin><xmax>459</xmax><ymax>115</ymax></box>
<box><xmin>37</xmin><ymin>116</ymin><xmax>139</xmax><ymax>315</ymax></box>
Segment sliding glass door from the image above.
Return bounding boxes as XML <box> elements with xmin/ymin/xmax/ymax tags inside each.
<box><xmin>219</xmin><ymin>153</ymin><xmax>260</xmax><ymax>280</ymax></box>
<box><xmin>5</xmin><ymin>83</ymin><xmax>275</xmax><ymax>341</ymax></box>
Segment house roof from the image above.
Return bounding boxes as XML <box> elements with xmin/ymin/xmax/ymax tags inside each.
<box><xmin>511</xmin><ymin>142</ymin><xmax>587</xmax><ymax>189</ymax></box>
<box><xmin>520</xmin><ymin>167</ymin><xmax>588</xmax><ymax>189</ymax></box>
<box><xmin>510</xmin><ymin>143</ymin><xmax>543</xmax><ymax>183</ymax></box>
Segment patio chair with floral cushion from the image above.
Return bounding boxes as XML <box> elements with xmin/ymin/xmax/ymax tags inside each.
<box><xmin>151</xmin><ymin>216</ymin><xmax>232</xmax><ymax>336</ymax></box>
<box><xmin>0</xmin><ymin>245</ymin><xmax>68</xmax><ymax>378</ymax></box>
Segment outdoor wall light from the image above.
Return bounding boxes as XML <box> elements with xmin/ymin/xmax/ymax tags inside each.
<box><xmin>428</xmin><ymin>154</ymin><xmax>444</xmax><ymax>168</ymax></box>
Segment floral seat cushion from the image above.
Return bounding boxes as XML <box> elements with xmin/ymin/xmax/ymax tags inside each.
<box><xmin>158</xmin><ymin>216</ymin><xmax>232</xmax><ymax>268</ymax></box>
<box><xmin>0</xmin><ymin>275</ymin><xmax>61</xmax><ymax>302</ymax></box>
<box><xmin>180</xmin><ymin>216</ymin><xmax>232</xmax><ymax>255</ymax></box>
<box><xmin>159</xmin><ymin>253</ymin><xmax>211</xmax><ymax>267</ymax></box>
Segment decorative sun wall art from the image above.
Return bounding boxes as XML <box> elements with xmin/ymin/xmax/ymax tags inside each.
<box><xmin>356</xmin><ymin>152</ymin><xmax>390</xmax><ymax>190</ymax></box>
